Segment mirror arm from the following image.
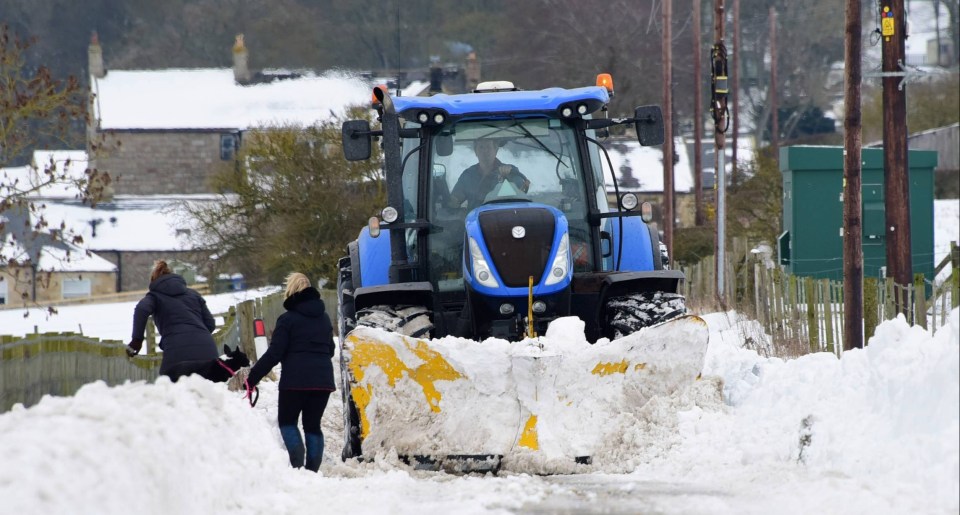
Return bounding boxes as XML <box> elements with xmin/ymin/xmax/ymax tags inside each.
<box><xmin>349</xmin><ymin>129</ymin><xmax>382</xmax><ymax>139</ymax></box>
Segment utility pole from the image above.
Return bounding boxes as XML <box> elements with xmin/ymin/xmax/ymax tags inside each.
<box><xmin>769</xmin><ymin>6</ymin><xmax>779</xmax><ymax>167</ymax></box>
<box><xmin>731</xmin><ymin>0</ymin><xmax>740</xmax><ymax>185</ymax></box>
<box><xmin>843</xmin><ymin>0</ymin><xmax>864</xmax><ymax>350</ymax></box>
<box><xmin>880</xmin><ymin>0</ymin><xmax>912</xmax><ymax>315</ymax></box>
<box><xmin>663</xmin><ymin>0</ymin><xmax>675</xmax><ymax>260</ymax></box>
<box><xmin>711</xmin><ymin>0</ymin><xmax>728</xmax><ymax>303</ymax></box>
<box><xmin>693</xmin><ymin>0</ymin><xmax>704</xmax><ymax>227</ymax></box>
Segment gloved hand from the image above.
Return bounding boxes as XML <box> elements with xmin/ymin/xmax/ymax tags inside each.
<box><xmin>126</xmin><ymin>339</ymin><xmax>143</xmax><ymax>357</ymax></box>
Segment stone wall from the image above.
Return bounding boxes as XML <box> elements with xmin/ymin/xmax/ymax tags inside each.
<box><xmin>92</xmin><ymin>131</ymin><xmax>237</xmax><ymax>195</ymax></box>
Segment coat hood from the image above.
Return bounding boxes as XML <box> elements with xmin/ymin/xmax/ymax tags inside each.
<box><xmin>149</xmin><ymin>273</ymin><xmax>188</xmax><ymax>296</ymax></box>
<box><xmin>283</xmin><ymin>287</ymin><xmax>325</xmax><ymax>317</ymax></box>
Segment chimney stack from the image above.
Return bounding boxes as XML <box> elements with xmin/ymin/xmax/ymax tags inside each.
<box><xmin>465</xmin><ymin>52</ymin><xmax>481</xmax><ymax>92</ymax></box>
<box><xmin>232</xmin><ymin>34</ymin><xmax>250</xmax><ymax>83</ymax></box>
<box><xmin>88</xmin><ymin>31</ymin><xmax>105</xmax><ymax>78</ymax></box>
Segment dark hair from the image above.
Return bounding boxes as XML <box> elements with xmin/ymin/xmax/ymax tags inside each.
<box><xmin>150</xmin><ymin>260</ymin><xmax>172</xmax><ymax>283</ymax></box>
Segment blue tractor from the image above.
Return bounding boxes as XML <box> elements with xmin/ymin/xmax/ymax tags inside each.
<box><xmin>337</xmin><ymin>77</ymin><xmax>688</xmax><ymax>460</ymax></box>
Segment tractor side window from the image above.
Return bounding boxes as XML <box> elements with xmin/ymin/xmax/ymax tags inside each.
<box><xmin>401</xmin><ymin>124</ymin><xmax>422</xmax><ymax>263</ymax></box>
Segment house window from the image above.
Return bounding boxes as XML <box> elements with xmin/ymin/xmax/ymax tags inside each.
<box><xmin>221</xmin><ymin>134</ymin><xmax>238</xmax><ymax>160</ymax></box>
<box><xmin>62</xmin><ymin>278</ymin><xmax>92</xmax><ymax>299</ymax></box>
<box><xmin>0</xmin><ymin>278</ymin><xmax>7</xmax><ymax>305</ymax></box>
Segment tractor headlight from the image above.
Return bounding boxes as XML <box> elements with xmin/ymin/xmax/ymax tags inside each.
<box><xmin>381</xmin><ymin>206</ymin><xmax>399</xmax><ymax>223</ymax></box>
<box><xmin>561</xmin><ymin>106</ymin><xmax>574</xmax><ymax>118</ymax></box>
<box><xmin>577</xmin><ymin>103</ymin><xmax>588</xmax><ymax>115</ymax></box>
<box><xmin>532</xmin><ymin>301</ymin><xmax>547</xmax><ymax>314</ymax></box>
<box><xmin>417</xmin><ymin>111</ymin><xmax>430</xmax><ymax>124</ymax></box>
<box><xmin>433</xmin><ymin>112</ymin><xmax>445</xmax><ymax>125</ymax></box>
<box><xmin>469</xmin><ymin>237</ymin><xmax>500</xmax><ymax>288</ymax></box>
<box><xmin>544</xmin><ymin>233</ymin><xmax>570</xmax><ymax>286</ymax></box>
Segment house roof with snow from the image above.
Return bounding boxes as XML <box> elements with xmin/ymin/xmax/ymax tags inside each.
<box><xmin>91</xmin><ymin>69</ymin><xmax>373</xmax><ymax>131</ymax></box>
<box><xmin>34</xmin><ymin>196</ymin><xmax>214</xmax><ymax>253</ymax></box>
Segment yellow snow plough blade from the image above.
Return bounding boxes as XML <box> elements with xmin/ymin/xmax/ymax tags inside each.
<box><xmin>342</xmin><ymin>315</ymin><xmax>709</xmax><ymax>468</ymax></box>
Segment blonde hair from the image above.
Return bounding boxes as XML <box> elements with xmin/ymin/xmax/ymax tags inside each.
<box><xmin>284</xmin><ymin>272</ymin><xmax>311</xmax><ymax>298</ymax></box>
<box><xmin>150</xmin><ymin>260</ymin><xmax>172</xmax><ymax>283</ymax></box>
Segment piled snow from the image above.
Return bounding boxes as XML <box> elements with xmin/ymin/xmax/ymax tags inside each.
<box><xmin>0</xmin><ymin>308</ymin><xmax>957</xmax><ymax>513</ymax></box>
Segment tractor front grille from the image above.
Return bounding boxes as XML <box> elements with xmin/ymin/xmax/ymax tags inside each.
<box><xmin>478</xmin><ymin>208</ymin><xmax>556</xmax><ymax>288</ymax></box>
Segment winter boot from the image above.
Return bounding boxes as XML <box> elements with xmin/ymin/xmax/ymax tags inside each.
<box><xmin>279</xmin><ymin>425</ymin><xmax>305</xmax><ymax>469</ymax></box>
<box><xmin>304</xmin><ymin>431</ymin><xmax>324</xmax><ymax>472</ymax></box>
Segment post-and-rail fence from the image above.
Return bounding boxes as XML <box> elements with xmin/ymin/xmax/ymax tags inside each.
<box><xmin>682</xmin><ymin>238</ymin><xmax>959</xmax><ymax>357</ymax></box>
<box><xmin>0</xmin><ymin>292</ymin><xmax>286</xmax><ymax>412</ymax></box>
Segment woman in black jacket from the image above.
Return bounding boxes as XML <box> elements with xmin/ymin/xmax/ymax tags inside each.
<box><xmin>129</xmin><ymin>260</ymin><xmax>219</xmax><ymax>381</ymax></box>
<box><xmin>246</xmin><ymin>272</ymin><xmax>335</xmax><ymax>472</ymax></box>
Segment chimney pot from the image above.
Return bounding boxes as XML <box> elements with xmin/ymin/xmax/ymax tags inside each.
<box><xmin>233</xmin><ymin>34</ymin><xmax>250</xmax><ymax>83</ymax></box>
<box><xmin>88</xmin><ymin>31</ymin><xmax>105</xmax><ymax>79</ymax></box>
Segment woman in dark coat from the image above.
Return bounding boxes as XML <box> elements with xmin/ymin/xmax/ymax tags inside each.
<box><xmin>246</xmin><ymin>272</ymin><xmax>336</xmax><ymax>472</ymax></box>
<box><xmin>129</xmin><ymin>260</ymin><xmax>219</xmax><ymax>381</ymax></box>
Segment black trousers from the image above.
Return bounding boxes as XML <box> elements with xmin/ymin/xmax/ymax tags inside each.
<box><xmin>278</xmin><ymin>390</ymin><xmax>331</xmax><ymax>432</ymax></box>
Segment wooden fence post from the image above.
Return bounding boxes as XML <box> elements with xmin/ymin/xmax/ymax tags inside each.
<box><xmin>884</xmin><ymin>277</ymin><xmax>895</xmax><ymax>321</ymax></box>
<box><xmin>237</xmin><ymin>300</ymin><xmax>257</xmax><ymax>360</ymax></box>
<box><xmin>864</xmin><ymin>277</ymin><xmax>878</xmax><ymax>342</ymax></box>
<box><xmin>952</xmin><ymin>241</ymin><xmax>959</xmax><ymax>310</ymax></box>
<box><xmin>805</xmin><ymin>277</ymin><xmax>818</xmax><ymax>352</ymax></box>
<box><xmin>914</xmin><ymin>273</ymin><xmax>927</xmax><ymax>329</ymax></box>
<box><xmin>822</xmin><ymin>279</ymin><xmax>835</xmax><ymax>355</ymax></box>
<box><xmin>146</xmin><ymin>317</ymin><xmax>157</xmax><ymax>355</ymax></box>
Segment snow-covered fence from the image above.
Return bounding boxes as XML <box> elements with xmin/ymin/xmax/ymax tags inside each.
<box><xmin>0</xmin><ymin>333</ymin><xmax>161</xmax><ymax>412</ymax></box>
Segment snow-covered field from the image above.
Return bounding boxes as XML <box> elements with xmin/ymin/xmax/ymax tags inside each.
<box><xmin>0</xmin><ymin>306</ymin><xmax>957</xmax><ymax>515</ymax></box>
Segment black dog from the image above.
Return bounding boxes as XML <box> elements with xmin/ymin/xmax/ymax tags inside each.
<box><xmin>163</xmin><ymin>346</ymin><xmax>251</xmax><ymax>383</ymax></box>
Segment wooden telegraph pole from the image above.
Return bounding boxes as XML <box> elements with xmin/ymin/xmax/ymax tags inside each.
<box><xmin>769</xmin><ymin>6</ymin><xmax>779</xmax><ymax>167</ymax></box>
<box><xmin>663</xmin><ymin>0</ymin><xmax>675</xmax><ymax>260</ymax></box>
<box><xmin>843</xmin><ymin>0</ymin><xmax>865</xmax><ymax>350</ymax></box>
<box><xmin>731</xmin><ymin>0</ymin><xmax>740</xmax><ymax>185</ymax></box>
<box><xmin>880</xmin><ymin>0</ymin><xmax>912</xmax><ymax>315</ymax></box>
<box><xmin>711</xmin><ymin>0</ymin><xmax>729</xmax><ymax>302</ymax></box>
<box><xmin>693</xmin><ymin>0</ymin><xmax>704</xmax><ymax>226</ymax></box>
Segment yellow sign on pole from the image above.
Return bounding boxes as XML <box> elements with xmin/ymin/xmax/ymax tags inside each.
<box><xmin>882</xmin><ymin>17</ymin><xmax>895</xmax><ymax>37</ymax></box>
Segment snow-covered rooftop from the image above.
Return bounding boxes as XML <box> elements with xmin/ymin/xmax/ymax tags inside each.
<box><xmin>35</xmin><ymin>196</ymin><xmax>214</xmax><ymax>252</ymax></box>
<box><xmin>92</xmin><ymin>69</ymin><xmax>372</xmax><ymax>130</ymax></box>
<box><xmin>1</xmin><ymin>232</ymin><xmax>117</xmax><ymax>273</ymax></box>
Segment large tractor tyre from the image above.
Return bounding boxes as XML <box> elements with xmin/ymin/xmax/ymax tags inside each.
<box><xmin>604</xmin><ymin>292</ymin><xmax>687</xmax><ymax>340</ymax></box>
<box><xmin>356</xmin><ymin>305</ymin><xmax>434</xmax><ymax>338</ymax></box>
<box><xmin>336</xmin><ymin>259</ymin><xmax>363</xmax><ymax>461</ymax></box>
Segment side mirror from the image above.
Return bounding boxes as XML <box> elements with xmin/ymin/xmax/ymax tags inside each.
<box><xmin>342</xmin><ymin>120</ymin><xmax>372</xmax><ymax>161</ymax></box>
<box><xmin>634</xmin><ymin>105</ymin><xmax>664</xmax><ymax>147</ymax></box>
<box><xmin>435</xmin><ymin>133</ymin><xmax>453</xmax><ymax>156</ymax></box>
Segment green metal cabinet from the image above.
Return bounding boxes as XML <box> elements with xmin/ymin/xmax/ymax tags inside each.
<box><xmin>778</xmin><ymin>145</ymin><xmax>936</xmax><ymax>281</ymax></box>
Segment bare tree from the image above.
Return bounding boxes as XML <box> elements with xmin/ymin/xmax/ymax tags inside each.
<box><xmin>181</xmin><ymin>110</ymin><xmax>385</xmax><ymax>286</ymax></box>
<box><xmin>1</xmin><ymin>25</ymin><xmax>109</xmax><ymax>305</ymax></box>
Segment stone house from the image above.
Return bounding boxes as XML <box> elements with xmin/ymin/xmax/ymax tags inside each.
<box><xmin>85</xmin><ymin>33</ymin><xmax>371</xmax><ymax>196</ymax></box>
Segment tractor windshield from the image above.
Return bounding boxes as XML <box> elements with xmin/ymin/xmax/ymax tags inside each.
<box><xmin>425</xmin><ymin>118</ymin><xmax>592</xmax><ymax>292</ymax></box>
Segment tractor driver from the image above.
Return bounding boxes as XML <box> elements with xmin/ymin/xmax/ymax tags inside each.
<box><xmin>448</xmin><ymin>138</ymin><xmax>530</xmax><ymax>210</ymax></box>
